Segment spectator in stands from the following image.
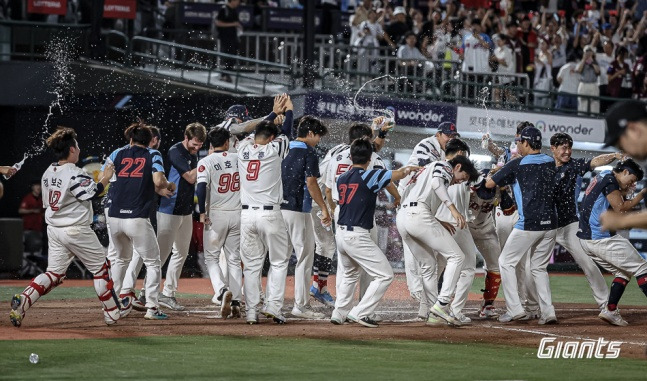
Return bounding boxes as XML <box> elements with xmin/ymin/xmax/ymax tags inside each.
<box><xmin>505</xmin><ymin>20</ymin><xmax>523</xmax><ymax>74</ymax></box>
<box><xmin>518</xmin><ymin>15</ymin><xmax>537</xmax><ymax>84</ymax></box>
<box><xmin>533</xmin><ymin>38</ymin><xmax>553</xmax><ymax>108</ymax></box>
<box><xmin>596</xmin><ymin>40</ymin><xmax>615</xmax><ymax>111</ymax></box>
<box><xmin>576</xmin><ymin>45</ymin><xmax>601</xmax><ymax>114</ymax></box>
<box><xmin>555</xmin><ymin>55</ymin><xmax>581</xmax><ymax>111</ymax></box>
<box><xmin>550</xmin><ymin>21</ymin><xmax>568</xmax><ymax>87</ymax></box>
<box><xmin>19</xmin><ymin>180</ymin><xmax>44</xmax><ymax>237</ymax></box>
<box><xmin>386</xmin><ymin>6</ymin><xmax>410</xmax><ymax>46</ymax></box>
<box><xmin>350</xmin><ymin>0</ymin><xmax>373</xmax><ymax>45</ymax></box>
<box><xmin>359</xmin><ymin>8</ymin><xmax>396</xmax><ymax>49</ymax></box>
<box><xmin>397</xmin><ymin>31</ymin><xmax>430</xmax><ymax>66</ymax></box>
<box><xmin>493</xmin><ymin>34</ymin><xmax>515</xmax><ymax>105</ymax></box>
<box><xmin>633</xmin><ymin>52</ymin><xmax>647</xmax><ymax>97</ymax></box>
<box><xmin>410</xmin><ymin>8</ymin><xmax>424</xmax><ymax>35</ymax></box>
<box><xmin>606</xmin><ymin>46</ymin><xmax>633</xmax><ymax>99</ymax></box>
<box><xmin>216</xmin><ymin>0</ymin><xmax>242</xmax><ymax>83</ymax></box>
<box><xmin>461</xmin><ymin>18</ymin><xmax>493</xmax><ymax>73</ymax></box>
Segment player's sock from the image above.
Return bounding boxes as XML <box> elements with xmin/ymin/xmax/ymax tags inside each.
<box><xmin>93</xmin><ymin>260</ymin><xmax>120</xmax><ymax>321</ymax></box>
<box><xmin>313</xmin><ymin>254</ymin><xmax>332</xmax><ymax>291</ymax></box>
<box><xmin>312</xmin><ymin>255</ymin><xmax>320</xmax><ymax>291</ymax></box>
<box><xmin>482</xmin><ymin>271</ymin><xmax>501</xmax><ymax>303</ymax></box>
<box><xmin>636</xmin><ymin>273</ymin><xmax>647</xmax><ymax>298</ymax></box>
<box><xmin>18</xmin><ymin>271</ymin><xmax>65</xmax><ymax>315</ymax></box>
<box><xmin>607</xmin><ymin>277</ymin><xmax>629</xmax><ymax>311</ymax></box>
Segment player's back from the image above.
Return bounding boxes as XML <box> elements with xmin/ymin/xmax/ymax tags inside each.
<box><xmin>510</xmin><ymin>154</ymin><xmax>557</xmax><ymax>230</ymax></box>
<box><xmin>42</xmin><ymin>163</ymin><xmax>94</xmax><ymax>227</ymax></box>
<box><xmin>436</xmin><ymin>183</ymin><xmax>471</xmax><ymax>225</ymax></box>
<box><xmin>197</xmin><ymin>151</ymin><xmax>241</xmax><ymax>211</ymax></box>
<box><xmin>108</xmin><ymin>145</ymin><xmax>162</xmax><ymax>218</ymax></box>
<box><xmin>238</xmin><ymin>134</ymin><xmax>289</xmax><ymax>206</ymax></box>
<box><xmin>468</xmin><ymin>185</ymin><xmax>497</xmax><ymax>227</ymax></box>
<box><xmin>327</xmin><ymin>146</ymin><xmax>385</xmax><ymax>202</ymax></box>
<box><xmin>401</xmin><ymin>160</ymin><xmax>452</xmax><ymax>212</ymax></box>
<box><xmin>337</xmin><ymin>167</ymin><xmax>392</xmax><ymax>230</ymax></box>
<box><xmin>399</xmin><ymin>136</ymin><xmax>444</xmax><ymax>194</ymax></box>
<box><xmin>577</xmin><ymin>171</ymin><xmax>617</xmax><ymax>240</ymax></box>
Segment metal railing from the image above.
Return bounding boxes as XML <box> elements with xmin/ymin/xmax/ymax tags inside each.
<box><xmin>0</xmin><ymin>20</ymin><xmax>90</xmax><ymax>61</ymax></box>
<box><xmin>103</xmin><ymin>32</ymin><xmax>295</xmax><ymax>94</ymax></box>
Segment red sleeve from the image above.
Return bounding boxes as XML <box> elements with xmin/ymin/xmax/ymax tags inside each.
<box><xmin>528</xmin><ymin>31</ymin><xmax>537</xmax><ymax>44</ymax></box>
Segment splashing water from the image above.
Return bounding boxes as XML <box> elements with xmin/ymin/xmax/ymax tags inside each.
<box><xmin>479</xmin><ymin>86</ymin><xmax>491</xmax><ymax>149</ymax></box>
<box><xmin>352</xmin><ymin>75</ymin><xmax>408</xmax><ymax>124</ymax></box>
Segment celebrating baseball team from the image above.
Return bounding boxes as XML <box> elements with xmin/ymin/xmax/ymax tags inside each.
<box><xmin>9</xmin><ymin>93</ymin><xmax>647</xmax><ymax>329</ymax></box>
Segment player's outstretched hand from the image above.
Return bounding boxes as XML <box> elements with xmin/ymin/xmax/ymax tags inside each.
<box><xmin>102</xmin><ymin>163</ymin><xmax>115</xmax><ymax>180</ymax></box>
<box><xmin>319</xmin><ymin>208</ymin><xmax>332</xmax><ymax>227</ymax></box>
<box><xmin>451</xmin><ymin>209</ymin><xmax>467</xmax><ymax>229</ymax></box>
<box><xmin>437</xmin><ymin>219</ymin><xmax>456</xmax><ymax>235</ymax></box>
<box><xmin>273</xmin><ymin>93</ymin><xmax>287</xmax><ymax>114</ymax></box>
<box><xmin>0</xmin><ymin>166</ymin><xmax>17</xmax><ymax>177</ymax></box>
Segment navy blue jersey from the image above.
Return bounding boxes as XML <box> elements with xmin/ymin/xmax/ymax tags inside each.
<box><xmin>554</xmin><ymin>157</ymin><xmax>591</xmax><ymax>228</ymax></box>
<box><xmin>491</xmin><ymin>153</ymin><xmax>557</xmax><ymax>231</ymax></box>
<box><xmin>102</xmin><ymin>144</ymin><xmax>129</xmax><ymax>209</ymax></box>
<box><xmin>337</xmin><ymin>167</ymin><xmax>392</xmax><ymax>230</ymax></box>
<box><xmin>577</xmin><ymin>171</ymin><xmax>620</xmax><ymax>240</ymax></box>
<box><xmin>108</xmin><ymin>145</ymin><xmax>164</xmax><ymax>219</ymax></box>
<box><xmin>159</xmin><ymin>142</ymin><xmax>198</xmax><ymax>216</ymax></box>
<box><xmin>281</xmin><ymin>141</ymin><xmax>320</xmax><ymax>213</ymax></box>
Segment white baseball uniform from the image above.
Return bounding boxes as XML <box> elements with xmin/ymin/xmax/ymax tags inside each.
<box><xmin>197</xmin><ymin>150</ymin><xmax>243</xmax><ymax>303</ymax></box>
<box><xmin>238</xmin><ymin>132</ymin><xmax>290</xmax><ymax>320</ymax></box>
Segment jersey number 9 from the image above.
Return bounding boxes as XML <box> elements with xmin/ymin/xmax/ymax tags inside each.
<box><xmin>246</xmin><ymin>160</ymin><xmax>261</xmax><ymax>181</ymax></box>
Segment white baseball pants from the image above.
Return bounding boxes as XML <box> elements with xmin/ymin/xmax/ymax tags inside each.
<box><xmin>333</xmin><ymin>207</ymin><xmax>373</xmax><ymax>299</ymax></box>
<box><xmin>554</xmin><ymin>222</ymin><xmax>608</xmax><ymax>309</ymax></box>
<box><xmin>46</xmin><ymin>225</ymin><xmax>107</xmax><ymax>274</ymax></box>
<box><xmin>310</xmin><ymin>204</ymin><xmax>336</xmax><ymax>260</ymax></box>
<box><xmin>334</xmin><ymin>226</ymin><xmax>394</xmax><ymax>320</ymax></box>
<box><xmin>204</xmin><ymin>209</ymin><xmax>242</xmax><ymax>302</ymax></box>
<box><xmin>157</xmin><ymin>212</ymin><xmax>193</xmax><ymax>297</ymax></box>
<box><xmin>282</xmin><ymin>209</ymin><xmax>315</xmax><ymax>310</ymax></box>
<box><xmin>107</xmin><ymin>217</ymin><xmax>161</xmax><ymax>308</ymax></box>
<box><xmin>499</xmin><ymin>228</ymin><xmax>557</xmax><ymax>319</ymax></box>
<box><xmin>445</xmin><ymin>226</ymin><xmax>477</xmax><ymax>316</ymax></box>
<box><xmin>396</xmin><ymin>206</ymin><xmax>464</xmax><ymax>305</ymax></box>
<box><xmin>469</xmin><ymin>220</ymin><xmax>501</xmax><ymax>273</ymax></box>
<box><xmin>240</xmin><ymin>208</ymin><xmax>290</xmax><ymax>315</ymax></box>
<box><xmin>581</xmin><ymin>235</ymin><xmax>647</xmax><ymax>280</ymax></box>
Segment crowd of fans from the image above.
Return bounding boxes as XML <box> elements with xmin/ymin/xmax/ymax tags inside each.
<box><xmin>2</xmin><ymin>0</ymin><xmax>647</xmax><ymax>113</ymax></box>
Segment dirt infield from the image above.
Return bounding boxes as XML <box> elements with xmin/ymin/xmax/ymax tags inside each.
<box><xmin>2</xmin><ymin>276</ymin><xmax>647</xmax><ymax>360</ymax></box>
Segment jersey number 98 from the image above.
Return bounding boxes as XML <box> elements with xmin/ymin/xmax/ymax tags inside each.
<box><xmin>218</xmin><ymin>173</ymin><xmax>240</xmax><ymax>193</ymax></box>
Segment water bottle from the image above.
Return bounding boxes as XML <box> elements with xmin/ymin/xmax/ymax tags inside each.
<box><xmin>316</xmin><ymin>210</ymin><xmax>332</xmax><ymax>231</ymax></box>
<box><xmin>3</xmin><ymin>154</ymin><xmax>27</xmax><ymax>180</ymax></box>
<box><xmin>481</xmin><ymin>134</ymin><xmax>490</xmax><ymax>150</ymax></box>
<box><xmin>373</xmin><ymin>117</ymin><xmax>395</xmax><ymax>131</ymax></box>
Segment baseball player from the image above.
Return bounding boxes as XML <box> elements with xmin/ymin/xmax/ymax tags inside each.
<box><xmin>154</xmin><ymin>123</ymin><xmax>206</xmax><ymax>311</ymax></box>
<box><xmin>399</xmin><ymin>122</ymin><xmax>459</xmax><ymax>302</ymax></box>
<box><xmin>577</xmin><ymin>159</ymin><xmax>647</xmax><ymax>326</ymax></box>
<box><xmin>10</xmin><ymin>127</ymin><xmax>119</xmax><ymax>327</ymax></box>
<box><xmin>434</xmin><ymin>138</ymin><xmax>479</xmax><ymax>324</ymax></box>
<box><xmin>468</xmin><ymin>171</ymin><xmax>516</xmax><ymax>318</ymax></box>
<box><xmin>485</xmin><ymin>121</ymin><xmax>540</xmax><ymax>319</ymax></box>
<box><xmin>397</xmin><ymin>154</ymin><xmax>479</xmax><ymax>326</ymax></box>
<box><xmin>485</xmin><ymin>126</ymin><xmax>558</xmax><ymax>325</ymax></box>
<box><xmin>238</xmin><ymin>95</ymin><xmax>292</xmax><ymax>325</ymax></box>
<box><xmin>196</xmin><ymin>127</ymin><xmax>243</xmax><ymax>319</ymax></box>
<box><xmin>107</xmin><ymin>124</ymin><xmax>176</xmax><ymax>320</ymax></box>
<box><xmin>550</xmin><ymin>132</ymin><xmax>622</xmax><ymax>311</ymax></box>
<box><xmin>109</xmin><ymin>126</ymin><xmax>162</xmax><ymax>311</ymax></box>
<box><xmin>599</xmin><ymin>101</ymin><xmax>647</xmax><ymax>231</ymax></box>
<box><xmin>332</xmin><ymin>138</ymin><xmax>421</xmax><ymax>328</ymax></box>
<box><xmin>281</xmin><ymin>115</ymin><xmax>331</xmax><ymax>319</ymax></box>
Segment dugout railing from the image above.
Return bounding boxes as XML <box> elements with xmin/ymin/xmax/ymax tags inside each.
<box><xmin>0</xmin><ymin>20</ymin><xmax>90</xmax><ymax>61</ymax></box>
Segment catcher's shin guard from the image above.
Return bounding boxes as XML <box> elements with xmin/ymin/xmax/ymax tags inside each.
<box><xmin>17</xmin><ymin>271</ymin><xmax>65</xmax><ymax>316</ymax></box>
<box><xmin>482</xmin><ymin>271</ymin><xmax>501</xmax><ymax>302</ymax></box>
<box><xmin>93</xmin><ymin>260</ymin><xmax>120</xmax><ymax>325</ymax></box>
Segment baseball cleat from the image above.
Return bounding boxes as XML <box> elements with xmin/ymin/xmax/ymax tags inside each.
<box><xmin>417</xmin><ymin>302</ymin><xmax>430</xmax><ymax>321</ymax></box>
<box><xmin>346</xmin><ymin>313</ymin><xmax>359</xmax><ymax>323</ymax></box>
<box><xmin>430</xmin><ymin>303</ymin><xmax>461</xmax><ymax>327</ymax></box>
<box><xmin>119</xmin><ymin>296</ymin><xmax>133</xmax><ymax>318</ymax></box>
<box><xmin>452</xmin><ymin>312</ymin><xmax>472</xmax><ymax>325</ymax></box>
<box><xmin>230</xmin><ymin>300</ymin><xmax>242</xmax><ymax>318</ymax></box>
<box><xmin>598</xmin><ymin>307</ymin><xmax>628</xmax><ymax>327</ymax></box>
<box><xmin>220</xmin><ymin>291</ymin><xmax>233</xmax><ymax>319</ymax></box>
<box><xmin>291</xmin><ymin>306</ymin><xmax>325</xmax><ymax>319</ymax></box>
<box><xmin>10</xmin><ymin>294</ymin><xmax>24</xmax><ymax>327</ymax></box>
<box><xmin>310</xmin><ymin>285</ymin><xmax>335</xmax><ymax>307</ymax></box>
<box><xmin>261</xmin><ymin>307</ymin><xmax>286</xmax><ymax>324</ymax></box>
<box><xmin>498</xmin><ymin>311</ymin><xmax>528</xmax><ymax>323</ymax></box>
<box><xmin>211</xmin><ymin>294</ymin><xmax>222</xmax><ymax>306</ymax></box>
<box><xmin>121</xmin><ymin>292</ymin><xmax>146</xmax><ymax>312</ymax></box>
<box><xmin>144</xmin><ymin>307</ymin><xmax>169</xmax><ymax>320</ymax></box>
<box><xmin>519</xmin><ymin>309</ymin><xmax>540</xmax><ymax>321</ymax></box>
<box><xmin>158</xmin><ymin>295</ymin><xmax>185</xmax><ymax>311</ymax></box>
<box><xmin>104</xmin><ymin>310</ymin><xmax>119</xmax><ymax>326</ymax></box>
<box><xmin>538</xmin><ymin>315</ymin><xmax>558</xmax><ymax>325</ymax></box>
<box><xmin>478</xmin><ymin>304</ymin><xmax>499</xmax><ymax>319</ymax></box>
<box><xmin>137</xmin><ymin>290</ymin><xmax>146</xmax><ymax>307</ymax></box>
<box><xmin>425</xmin><ymin>314</ymin><xmax>445</xmax><ymax>326</ymax></box>
<box><xmin>357</xmin><ymin>316</ymin><xmax>379</xmax><ymax>328</ymax></box>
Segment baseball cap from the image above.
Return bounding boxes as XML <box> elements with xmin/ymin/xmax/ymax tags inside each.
<box><xmin>393</xmin><ymin>6</ymin><xmax>406</xmax><ymax>16</ymax></box>
<box><xmin>603</xmin><ymin>100</ymin><xmax>647</xmax><ymax>147</ymax></box>
<box><xmin>519</xmin><ymin>126</ymin><xmax>542</xmax><ymax>143</ymax></box>
<box><xmin>438</xmin><ymin>121</ymin><xmax>459</xmax><ymax>137</ymax></box>
<box><xmin>225</xmin><ymin>105</ymin><xmax>251</xmax><ymax>121</ymax></box>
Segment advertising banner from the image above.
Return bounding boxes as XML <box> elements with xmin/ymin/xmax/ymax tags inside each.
<box><xmin>103</xmin><ymin>0</ymin><xmax>136</xmax><ymax>19</ymax></box>
<box><xmin>27</xmin><ymin>0</ymin><xmax>67</xmax><ymax>15</ymax></box>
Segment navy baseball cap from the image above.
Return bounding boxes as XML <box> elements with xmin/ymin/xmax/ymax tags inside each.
<box><xmin>438</xmin><ymin>122</ymin><xmax>459</xmax><ymax>137</ymax></box>
<box><xmin>603</xmin><ymin>100</ymin><xmax>647</xmax><ymax>148</ymax></box>
<box><xmin>225</xmin><ymin>105</ymin><xmax>251</xmax><ymax>121</ymax></box>
<box><xmin>519</xmin><ymin>126</ymin><xmax>542</xmax><ymax>143</ymax></box>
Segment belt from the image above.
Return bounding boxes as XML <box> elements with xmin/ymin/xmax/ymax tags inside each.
<box><xmin>401</xmin><ymin>202</ymin><xmax>418</xmax><ymax>208</ymax></box>
<box><xmin>242</xmin><ymin>205</ymin><xmax>278</xmax><ymax>210</ymax></box>
<box><xmin>338</xmin><ymin>225</ymin><xmax>370</xmax><ymax>232</ymax></box>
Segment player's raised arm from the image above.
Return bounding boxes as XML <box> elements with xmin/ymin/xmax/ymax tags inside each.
<box><xmin>390</xmin><ymin>165</ymin><xmax>421</xmax><ymax>182</ymax></box>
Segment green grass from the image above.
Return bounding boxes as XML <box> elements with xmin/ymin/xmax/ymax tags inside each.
<box><xmin>0</xmin><ymin>336</ymin><xmax>645</xmax><ymax>380</ymax></box>
<box><xmin>469</xmin><ymin>274</ymin><xmax>647</xmax><ymax>306</ymax></box>
<box><xmin>0</xmin><ymin>287</ymin><xmax>209</xmax><ymax>303</ymax></box>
